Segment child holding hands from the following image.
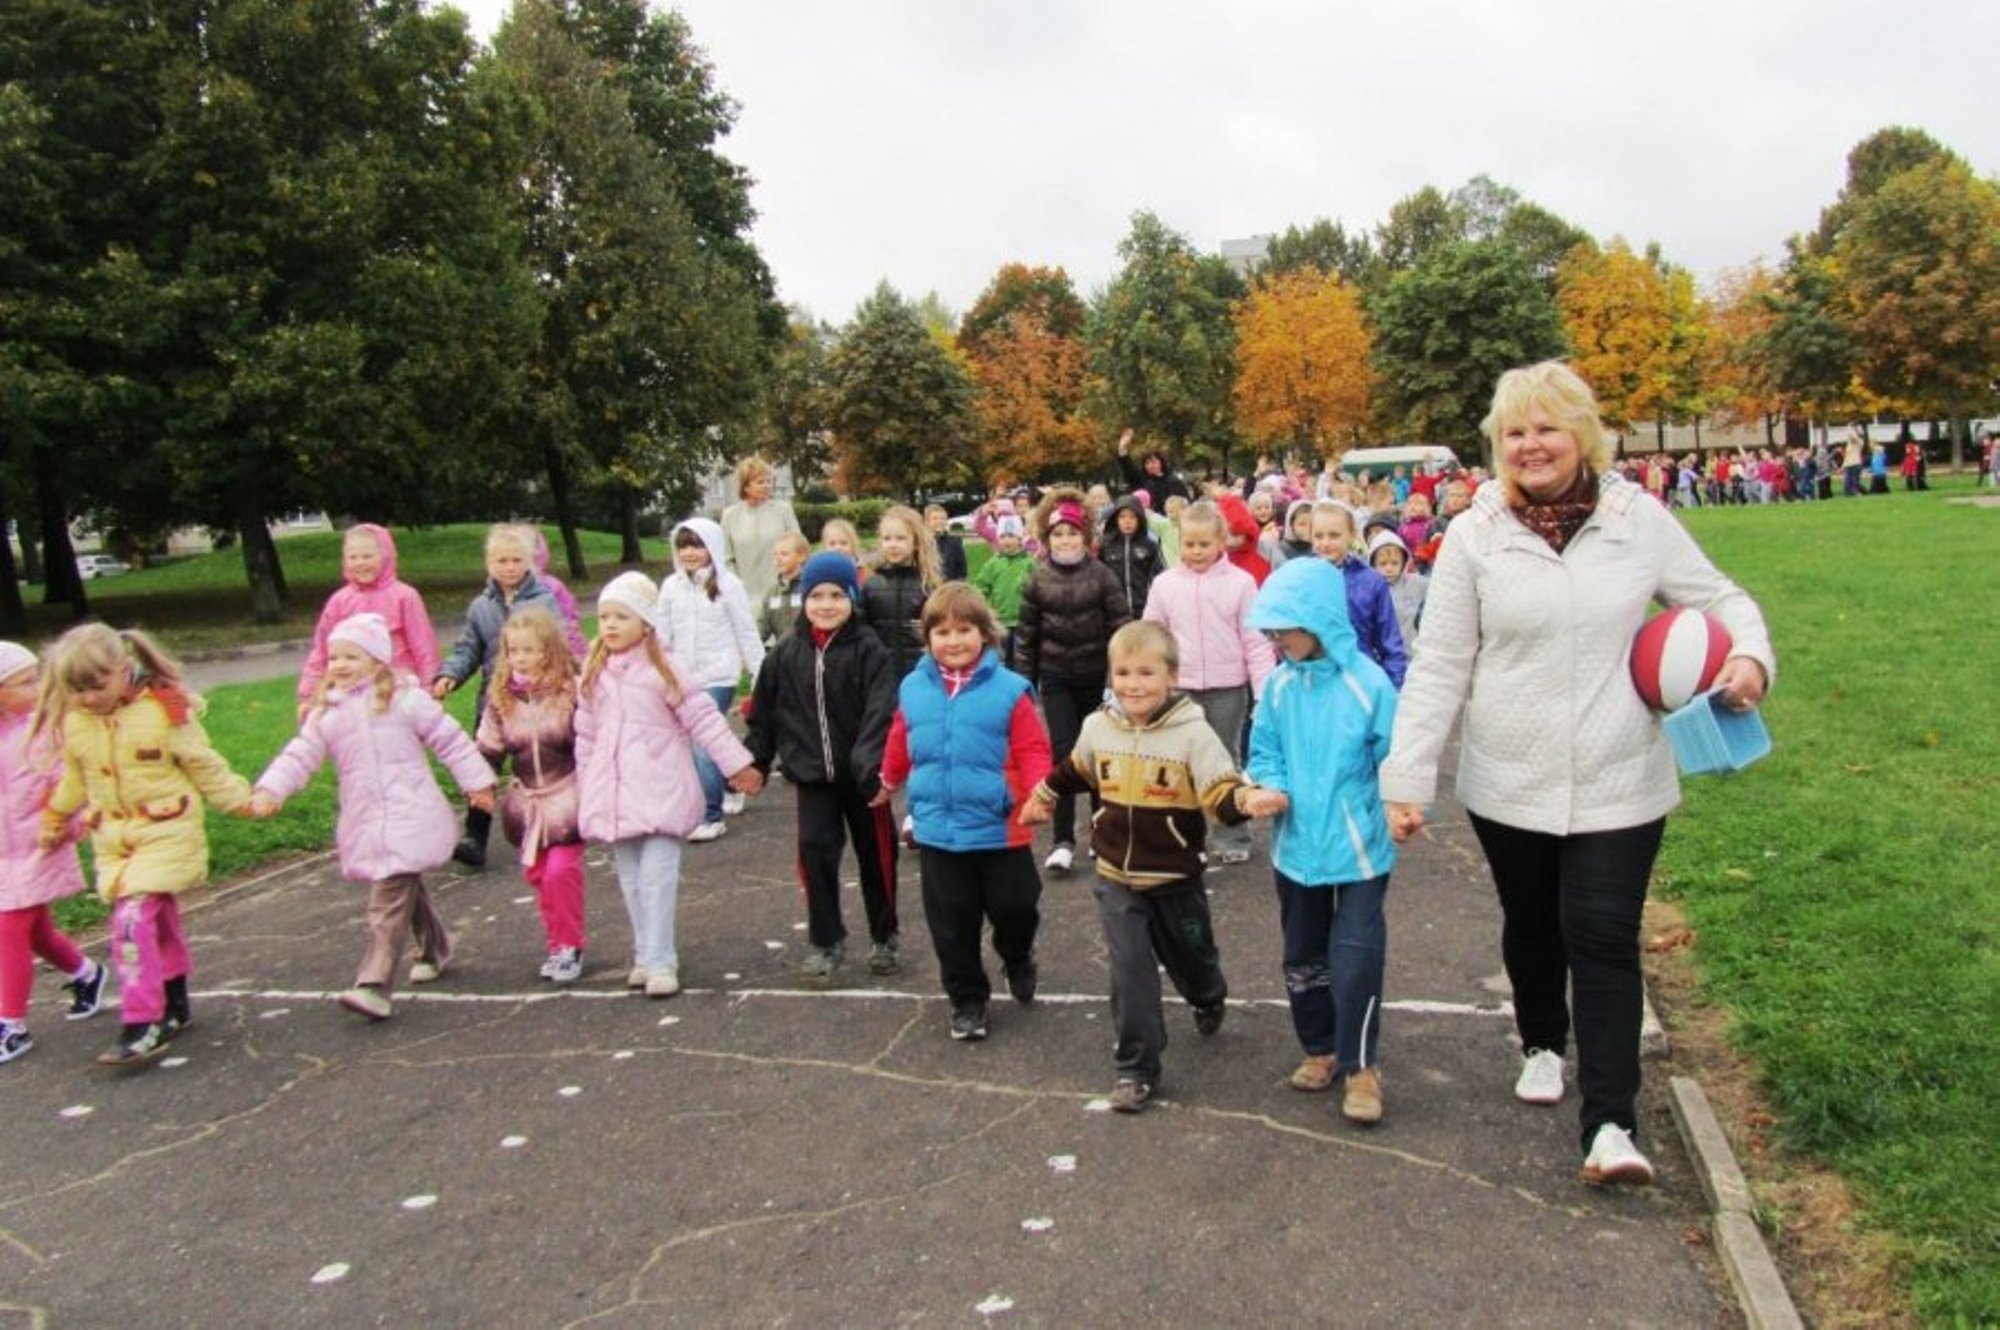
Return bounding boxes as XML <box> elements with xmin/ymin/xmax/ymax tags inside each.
<box><xmin>577</xmin><ymin>573</ymin><xmax>762</xmax><ymax>999</ymax></box>
<box><xmin>35</xmin><ymin>625</ymin><xmax>255</xmax><ymax>1065</ymax></box>
<box><xmin>252</xmin><ymin>613</ymin><xmax>497</xmax><ymax>1021</ymax></box>
<box><xmin>877</xmin><ymin>584</ymin><xmax>1051</xmax><ymax>1042</ymax></box>
<box><xmin>476</xmin><ymin>607</ymin><xmax>587</xmax><ymax>983</ymax></box>
<box><xmin>1243</xmin><ymin>558</ymin><xmax>1399</xmax><ymax>1125</ymax></box>
<box><xmin>0</xmin><ymin>642</ymin><xmax>105</xmax><ymax>1065</ymax></box>
<box><xmin>745</xmin><ymin>553</ymin><xmax>902</xmax><ymax>984</ymax></box>
<box><xmin>1022</xmin><ymin>621</ymin><xmax>1251</xmax><ymax>1113</ymax></box>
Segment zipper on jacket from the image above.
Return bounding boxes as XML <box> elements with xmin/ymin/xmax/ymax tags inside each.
<box><xmin>814</xmin><ymin>648</ymin><xmax>834</xmax><ymax>775</ymax></box>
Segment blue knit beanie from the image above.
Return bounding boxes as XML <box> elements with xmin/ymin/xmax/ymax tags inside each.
<box><xmin>799</xmin><ymin>550</ymin><xmax>861</xmax><ymax>603</ymax></box>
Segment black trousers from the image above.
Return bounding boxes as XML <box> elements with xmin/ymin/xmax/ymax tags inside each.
<box><xmin>795</xmin><ymin>778</ymin><xmax>899</xmax><ymax>948</ymax></box>
<box><xmin>1037</xmin><ymin>674</ymin><xmax>1105</xmax><ymax>846</ymax></box>
<box><xmin>1470</xmin><ymin>813</ymin><xmax>1665</xmax><ymax>1152</ymax></box>
<box><xmin>918</xmin><ymin>845</ymin><xmax>1041</xmax><ymax>1006</ymax></box>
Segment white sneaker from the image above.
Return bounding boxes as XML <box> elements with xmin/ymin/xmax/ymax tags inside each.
<box><xmin>722</xmin><ymin>791</ymin><xmax>746</xmax><ymax>816</ymax></box>
<box><xmin>408</xmin><ymin>959</ymin><xmax>444</xmax><ymax>985</ymax></box>
<box><xmin>687</xmin><ymin>821</ymin><xmax>727</xmax><ymax>843</ymax></box>
<box><xmin>625</xmin><ymin>966</ymin><xmax>649</xmax><ymax>990</ymax></box>
<box><xmin>1515</xmin><ymin>1048</ymin><xmax>1566</xmax><ymax>1105</ymax></box>
<box><xmin>1044</xmin><ymin>844</ymin><xmax>1074</xmax><ymax>873</ymax></box>
<box><xmin>544</xmin><ymin>948</ymin><xmax>583</xmax><ymax>985</ymax></box>
<box><xmin>1216</xmin><ymin>846</ymin><xmax>1252</xmax><ymax>865</ymax></box>
<box><xmin>1581</xmin><ymin>1123</ymin><xmax>1655</xmax><ymax>1186</ymax></box>
<box><xmin>645</xmin><ymin>968</ymin><xmax>681</xmax><ymax>999</ymax></box>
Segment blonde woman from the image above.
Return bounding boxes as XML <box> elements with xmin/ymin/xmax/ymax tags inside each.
<box><xmin>720</xmin><ymin>455</ymin><xmax>801</xmax><ymax>605</ymax></box>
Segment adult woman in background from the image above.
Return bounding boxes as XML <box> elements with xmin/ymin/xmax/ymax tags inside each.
<box><xmin>719</xmin><ymin>456</ymin><xmax>801</xmax><ymax>606</ymax></box>
<box><xmin>1379</xmin><ymin>361</ymin><xmax>1774</xmax><ymax>1186</ymax></box>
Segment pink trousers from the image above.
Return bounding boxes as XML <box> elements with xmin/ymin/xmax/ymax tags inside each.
<box><xmin>0</xmin><ymin>904</ymin><xmax>88</xmax><ymax>1023</ymax></box>
<box><xmin>111</xmin><ymin>894</ymin><xmax>187</xmax><ymax>1025</ymax></box>
<box><xmin>524</xmin><ymin>843</ymin><xmax>586</xmax><ymax>952</ymax></box>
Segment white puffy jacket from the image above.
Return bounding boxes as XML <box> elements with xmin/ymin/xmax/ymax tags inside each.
<box><xmin>657</xmin><ymin>518</ymin><xmax>765</xmax><ymax>692</ymax></box>
<box><xmin>1379</xmin><ymin>476</ymin><xmax>1774</xmax><ymax>835</ymax></box>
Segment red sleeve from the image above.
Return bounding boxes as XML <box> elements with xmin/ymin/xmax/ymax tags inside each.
<box><xmin>880</xmin><ymin>709</ymin><xmax>911</xmax><ymax>789</ymax></box>
<box><xmin>1006</xmin><ymin>692</ymin><xmax>1053</xmax><ymax>791</ymax></box>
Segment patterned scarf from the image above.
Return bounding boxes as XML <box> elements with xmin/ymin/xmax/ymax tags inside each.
<box><xmin>1510</xmin><ymin>471</ymin><xmax>1599</xmax><ymax>554</ymax></box>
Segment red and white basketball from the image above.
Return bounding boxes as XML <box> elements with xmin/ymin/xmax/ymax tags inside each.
<box><xmin>1630</xmin><ymin>608</ymin><xmax>1732</xmax><ymax>712</ymax></box>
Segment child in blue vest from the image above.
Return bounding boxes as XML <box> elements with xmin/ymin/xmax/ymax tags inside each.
<box><xmin>876</xmin><ymin>583</ymin><xmax>1053</xmax><ymax>1042</ymax></box>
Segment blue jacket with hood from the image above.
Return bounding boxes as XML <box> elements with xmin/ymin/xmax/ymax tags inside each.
<box><xmin>1245</xmin><ymin>557</ymin><xmax>1398</xmax><ymax>886</ymax></box>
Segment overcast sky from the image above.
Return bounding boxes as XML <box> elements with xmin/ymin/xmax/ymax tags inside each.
<box><xmin>451</xmin><ymin>0</ymin><xmax>1998</xmax><ymax>326</ymax></box>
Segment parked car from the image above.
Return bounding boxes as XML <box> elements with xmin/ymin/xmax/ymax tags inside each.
<box><xmin>75</xmin><ymin>554</ymin><xmax>130</xmax><ymax>579</ymax></box>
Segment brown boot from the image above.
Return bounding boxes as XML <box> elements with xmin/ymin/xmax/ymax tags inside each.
<box><xmin>1289</xmin><ymin>1054</ymin><xmax>1337</xmax><ymax>1092</ymax></box>
<box><xmin>1341</xmin><ymin>1066</ymin><xmax>1383</xmax><ymax>1125</ymax></box>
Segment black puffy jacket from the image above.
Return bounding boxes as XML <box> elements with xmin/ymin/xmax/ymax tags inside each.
<box><xmin>1016</xmin><ymin>556</ymin><xmax>1131</xmax><ymax>685</ymax></box>
<box><xmin>745</xmin><ymin>619</ymin><xmax>899</xmax><ymax>790</ymax></box>
<box><xmin>860</xmin><ymin>562</ymin><xmax>930</xmax><ymax>678</ymax></box>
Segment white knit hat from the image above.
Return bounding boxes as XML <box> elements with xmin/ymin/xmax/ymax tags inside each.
<box><xmin>597</xmin><ymin>571</ymin><xmax>661</xmax><ymax>632</ymax></box>
<box><xmin>329</xmin><ymin>612</ymin><xmax>394</xmax><ymax>664</ymax></box>
<box><xmin>0</xmin><ymin>641</ymin><xmax>36</xmax><ymax>682</ymax></box>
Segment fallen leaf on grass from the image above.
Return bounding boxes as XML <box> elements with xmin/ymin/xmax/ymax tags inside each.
<box><xmin>1724</xmin><ymin>868</ymin><xmax>1754</xmax><ymax>882</ymax></box>
<box><xmin>1646</xmin><ymin>925</ymin><xmax>1697</xmax><ymax>954</ymax></box>
<box><xmin>1745</xmin><ymin>1111</ymin><xmax>1778</xmax><ymax>1128</ymax></box>
<box><xmin>1844</xmin><ymin>764</ymin><xmax>1873</xmax><ymax>776</ymax></box>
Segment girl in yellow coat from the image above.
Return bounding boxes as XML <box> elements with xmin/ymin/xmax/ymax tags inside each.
<box><xmin>35</xmin><ymin>625</ymin><xmax>253</xmax><ymax>1067</ymax></box>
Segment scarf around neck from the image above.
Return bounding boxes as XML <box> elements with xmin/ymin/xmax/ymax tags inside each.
<box><xmin>1510</xmin><ymin>471</ymin><xmax>1599</xmax><ymax>554</ymax></box>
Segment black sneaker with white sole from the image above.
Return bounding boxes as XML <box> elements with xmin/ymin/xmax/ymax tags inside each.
<box><xmin>949</xmin><ymin>1002</ymin><xmax>989</xmax><ymax>1041</ymax></box>
<box><xmin>63</xmin><ymin>962</ymin><xmax>107</xmax><ymax>1020</ymax></box>
<box><xmin>97</xmin><ymin>1022</ymin><xmax>172</xmax><ymax>1067</ymax></box>
<box><xmin>0</xmin><ymin>1025</ymin><xmax>32</xmax><ymax>1064</ymax></box>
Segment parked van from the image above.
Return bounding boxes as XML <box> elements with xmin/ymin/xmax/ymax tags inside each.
<box><xmin>1335</xmin><ymin>444</ymin><xmax>1461</xmax><ymax>479</ymax></box>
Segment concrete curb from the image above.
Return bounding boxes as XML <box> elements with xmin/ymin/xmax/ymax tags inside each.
<box><xmin>1669</xmin><ymin>1075</ymin><xmax>1804</xmax><ymax>1330</ymax></box>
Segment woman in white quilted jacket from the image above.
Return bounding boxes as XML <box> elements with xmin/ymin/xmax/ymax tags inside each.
<box><xmin>1379</xmin><ymin>361</ymin><xmax>1774</xmax><ymax>1188</ymax></box>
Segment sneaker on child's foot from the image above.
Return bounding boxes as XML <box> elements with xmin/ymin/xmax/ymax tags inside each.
<box><xmin>899</xmin><ymin>814</ymin><xmax>917</xmax><ymax>849</ymax></box>
<box><xmin>1581</xmin><ymin>1123</ymin><xmax>1655</xmax><ymax>1186</ymax></box>
<box><xmin>1003</xmin><ymin>956</ymin><xmax>1038</xmax><ymax>1004</ymax></box>
<box><xmin>1109</xmin><ymin>1078</ymin><xmax>1154</xmax><ymax>1114</ymax></box>
<box><xmin>409</xmin><ymin>959</ymin><xmax>445</xmax><ymax>985</ymax></box>
<box><xmin>337</xmin><ymin>986</ymin><xmax>394</xmax><ymax>1021</ymax></box>
<box><xmin>162</xmin><ymin>977</ymin><xmax>190</xmax><ymax>1037</ymax></box>
<box><xmin>1515</xmin><ymin>1048</ymin><xmax>1566</xmax><ymax>1105</ymax></box>
<box><xmin>1043</xmin><ymin>844</ymin><xmax>1074</xmax><ymax>874</ymax></box>
<box><xmin>687</xmin><ymin>821</ymin><xmax>726</xmax><ymax>844</ymax></box>
<box><xmin>626</xmin><ymin>966</ymin><xmax>650</xmax><ymax>990</ymax></box>
<box><xmin>1290</xmin><ymin>1054</ymin><xmax>1338</xmax><ymax>1091</ymax></box>
<box><xmin>1216</xmin><ymin>846</ymin><xmax>1252</xmax><ymax>865</ymax></box>
<box><xmin>866</xmin><ymin>938</ymin><xmax>900</xmax><ymax>976</ymax></box>
<box><xmin>0</xmin><ymin>1025</ymin><xmax>32</xmax><ymax>1064</ymax></box>
<box><xmin>1341</xmin><ymin>1066</ymin><xmax>1384</xmax><ymax>1125</ymax></box>
<box><xmin>63</xmin><ymin>961</ymin><xmax>107</xmax><ymax>1020</ymax></box>
<box><xmin>722</xmin><ymin>790</ymin><xmax>747</xmax><ymax>817</ymax></box>
<box><xmin>1193</xmin><ymin>1001</ymin><xmax>1226</xmax><ymax>1036</ymax></box>
<box><xmin>949</xmin><ymin>1002</ymin><xmax>988</xmax><ymax>1041</ymax></box>
<box><xmin>97</xmin><ymin>1022</ymin><xmax>171</xmax><ymax>1066</ymax></box>
<box><xmin>800</xmin><ymin>944</ymin><xmax>845</xmax><ymax>985</ymax></box>
<box><xmin>544</xmin><ymin>948</ymin><xmax>583</xmax><ymax>985</ymax></box>
<box><xmin>645</xmin><ymin>968</ymin><xmax>681</xmax><ymax>999</ymax></box>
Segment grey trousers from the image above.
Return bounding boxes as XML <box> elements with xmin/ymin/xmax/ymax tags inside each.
<box><xmin>1184</xmin><ymin>685</ymin><xmax>1251</xmax><ymax>854</ymax></box>
<box><xmin>1095</xmin><ymin>874</ymin><xmax>1227</xmax><ymax>1085</ymax></box>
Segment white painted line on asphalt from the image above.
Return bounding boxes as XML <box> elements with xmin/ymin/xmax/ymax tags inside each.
<box><xmin>190</xmin><ymin>986</ymin><xmax>1515</xmax><ymax>1017</ymax></box>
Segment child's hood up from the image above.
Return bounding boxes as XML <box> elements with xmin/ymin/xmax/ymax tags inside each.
<box><xmin>1245</xmin><ymin>556</ymin><xmax>1360</xmax><ymax>669</ymax></box>
<box><xmin>670</xmin><ymin>517</ymin><xmax>730</xmax><ymax>575</ymax></box>
<box><xmin>1100</xmin><ymin>494</ymin><xmax>1154</xmax><ymax>541</ymax></box>
<box><xmin>345</xmin><ymin>522</ymin><xmax>400</xmax><ymax>589</ymax></box>
<box><xmin>1215</xmin><ymin>493</ymin><xmax>1262</xmax><ymax>545</ymax></box>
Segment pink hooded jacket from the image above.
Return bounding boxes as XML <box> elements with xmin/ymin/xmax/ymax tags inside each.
<box><xmin>256</xmin><ymin>682</ymin><xmax>495</xmax><ymax>882</ymax></box>
<box><xmin>531</xmin><ymin>529</ymin><xmax>590</xmax><ymax>659</ymax></box>
<box><xmin>1141</xmin><ymin>557</ymin><xmax>1276</xmax><ymax>698</ymax></box>
<box><xmin>299</xmin><ymin>524</ymin><xmax>441</xmax><ymax>703</ymax></box>
<box><xmin>575</xmin><ymin>647</ymin><xmax>752</xmax><ymax>842</ymax></box>
<box><xmin>0</xmin><ymin>710</ymin><xmax>87</xmax><ymax>910</ymax></box>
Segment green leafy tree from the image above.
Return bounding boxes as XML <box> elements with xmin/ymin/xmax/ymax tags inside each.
<box><xmin>494</xmin><ymin>0</ymin><xmax>765</xmax><ymax>567</ymax></box>
<box><xmin>958</xmin><ymin>263</ymin><xmax>1087</xmax><ymax>359</ymax></box>
<box><xmin>823</xmin><ymin>282</ymin><xmax>976</xmax><ymax>499</ymax></box>
<box><xmin>1374</xmin><ymin>186</ymin><xmax>1467</xmax><ymax>274</ymax></box>
<box><xmin>1498</xmin><ymin>202</ymin><xmax>1595</xmax><ymax>291</ymax></box>
<box><xmin>1368</xmin><ymin>239</ymin><xmax>1567</xmax><ymax>457</ymax></box>
<box><xmin>1765</xmin><ymin>238</ymin><xmax>1861</xmax><ymax>421</ymax></box>
<box><xmin>1258</xmin><ymin>218</ymin><xmax>1376</xmax><ymax>288</ymax></box>
<box><xmin>747</xmin><ymin>313</ymin><xmax>835</xmax><ymax>482</ymax></box>
<box><xmin>1086</xmin><ymin>211</ymin><xmax>1239</xmax><ymax>465</ymax></box>
<box><xmin>1836</xmin><ymin>157</ymin><xmax>2000</xmax><ymax>466</ymax></box>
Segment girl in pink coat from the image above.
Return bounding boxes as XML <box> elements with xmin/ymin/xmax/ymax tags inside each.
<box><xmin>298</xmin><ymin>524</ymin><xmax>440</xmax><ymax>715</ymax></box>
<box><xmin>531</xmin><ymin>528</ymin><xmax>590</xmax><ymax>660</ymax></box>
<box><xmin>0</xmin><ymin>642</ymin><xmax>106</xmax><ymax>1065</ymax></box>
<box><xmin>252</xmin><ymin>613</ymin><xmax>496</xmax><ymax>1023</ymax></box>
<box><xmin>576</xmin><ymin>573</ymin><xmax>762</xmax><ymax>999</ymax></box>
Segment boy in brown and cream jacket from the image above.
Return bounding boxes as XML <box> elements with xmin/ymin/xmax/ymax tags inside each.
<box><xmin>1020</xmin><ymin>620</ymin><xmax>1255</xmax><ymax>1113</ymax></box>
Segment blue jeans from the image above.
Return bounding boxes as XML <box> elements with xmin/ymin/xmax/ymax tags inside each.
<box><xmin>691</xmin><ymin>684</ymin><xmax>735</xmax><ymax>824</ymax></box>
<box><xmin>1274</xmin><ymin>870</ymin><xmax>1388</xmax><ymax>1072</ymax></box>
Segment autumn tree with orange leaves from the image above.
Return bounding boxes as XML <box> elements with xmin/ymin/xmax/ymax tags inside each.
<box><xmin>960</xmin><ymin>264</ymin><xmax>1097</xmax><ymax>483</ymax></box>
<box><xmin>1557</xmin><ymin>240</ymin><xmax>1708</xmax><ymax>444</ymax></box>
<box><xmin>1704</xmin><ymin>263</ymin><xmax>1789</xmax><ymax>445</ymax></box>
<box><xmin>1231</xmin><ymin>268</ymin><xmax>1373</xmax><ymax>459</ymax></box>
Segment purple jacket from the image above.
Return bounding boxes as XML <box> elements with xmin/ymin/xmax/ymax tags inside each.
<box><xmin>257</xmin><ymin>684</ymin><xmax>496</xmax><ymax>882</ymax></box>
<box><xmin>0</xmin><ymin>711</ymin><xmax>87</xmax><ymax>910</ymax></box>
<box><xmin>575</xmin><ymin>648</ymin><xmax>753</xmax><ymax>842</ymax></box>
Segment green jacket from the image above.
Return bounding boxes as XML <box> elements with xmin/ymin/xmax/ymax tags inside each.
<box><xmin>973</xmin><ymin>549</ymin><xmax>1036</xmax><ymax>626</ymax></box>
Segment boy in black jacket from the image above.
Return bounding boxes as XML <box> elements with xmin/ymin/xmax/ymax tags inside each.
<box><xmin>746</xmin><ymin>552</ymin><xmax>904</xmax><ymax>983</ymax></box>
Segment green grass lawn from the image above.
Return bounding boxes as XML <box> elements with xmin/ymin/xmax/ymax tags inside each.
<box><xmin>1662</xmin><ymin>475</ymin><xmax>1999</xmax><ymax>1323</ymax></box>
<box><xmin>21</xmin><ymin>524</ymin><xmax>644</xmax><ymax>656</ymax></box>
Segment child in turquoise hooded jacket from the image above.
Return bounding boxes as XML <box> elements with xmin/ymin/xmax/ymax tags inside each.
<box><xmin>1242</xmin><ymin>557</ymin><xmax>1398</xmax><ymax>1126</ymax></box>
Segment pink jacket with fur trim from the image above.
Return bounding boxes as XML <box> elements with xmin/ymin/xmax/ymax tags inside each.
<box><xmin>575</xmin><ymin>648</ymin><xmax>753</xmax><ymax>842</ymax></box>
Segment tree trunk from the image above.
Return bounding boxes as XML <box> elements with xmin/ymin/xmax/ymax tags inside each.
<box><xmin>36</xmin><ymin>456</ymin><xmax>86</xmax><ymax>615</ymax></box>
<box><xmin>617</xmin><ymin>488</ymin><xmax>645</xmax><ymax>565</ymax></box>
<box><xmin>12</xmin><ymin>498</ymin><xmax>42</xmax><ymax>585</ymax></box>
<box><xmin>236</xmin><ymin>510</ymin><xmax>287</xmax><ymax>624</ymax></box>
<box><xmin>1949</xmin><ymin>409</ymin><xmax>1965</xmax><ymax>470</ymax></box>
<box><xmin>0</xmin><ymin>481</ymin><xmax>24</xmax><ymax>636</ymax></box>
<box><xmin>1693</xmin><ymin>417</ymin><xmax>1703</xmax><ymax>450</ymax></box>
<box><xmin>544</xmin><ymin>444</ymin><xmax>587</xmax><ymax>579</ymax></box>
<box><xmin>1765</xmin><ymin>413</ymin><xmax>1778</xmax><ymax>449</ymax></box>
